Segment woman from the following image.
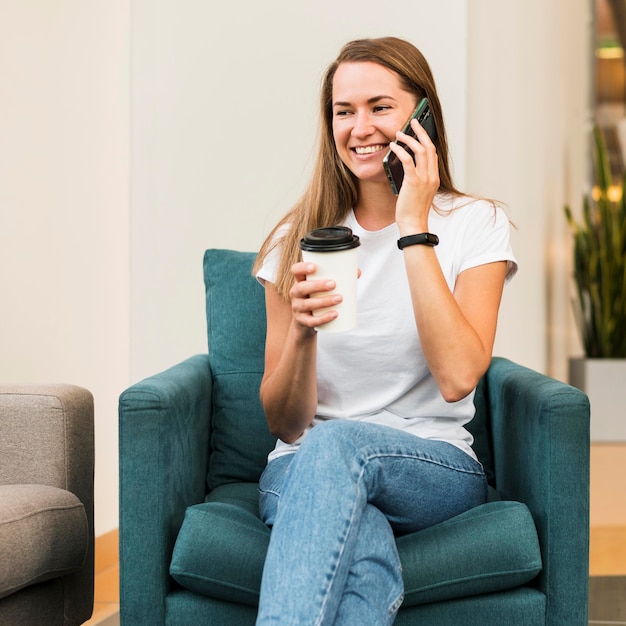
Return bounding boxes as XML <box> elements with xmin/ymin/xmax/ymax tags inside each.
<box><xmin>253</xmin><ymin>36</ymin><xmax>517</xmax><ymax>625</ymax></box>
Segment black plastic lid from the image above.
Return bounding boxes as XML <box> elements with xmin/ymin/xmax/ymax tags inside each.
<box><xmin>299</xmin><ymin>227</ymin><xmax>360</xmax><ymax>252</ymax></box>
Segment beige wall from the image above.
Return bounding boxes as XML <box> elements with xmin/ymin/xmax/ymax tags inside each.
<box><xmin>467</xmin><ymin>0</ymin><xmax>592</xmax><ymax>378</ymax></box>
<box><xmin>0</xmin><ymin>0</ymin><xmax>591</xmax><ymax>534</ymax></box>
<box><xmin>0</xmin><ymin>1</ymin><xmax>130</xmax><ymax>535</ymax></box>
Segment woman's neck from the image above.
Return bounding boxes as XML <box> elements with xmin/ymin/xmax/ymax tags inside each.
<box><xmin>353</xmin><ymin>180</ymin><xmax>397</xmax><ymax>231</ymax></box>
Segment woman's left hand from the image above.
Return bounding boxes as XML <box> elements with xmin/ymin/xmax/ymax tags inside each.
<box><xmin>388</xmin><ymin>118</ymin><xmax>440</xmax><ymax>234</ymax></box>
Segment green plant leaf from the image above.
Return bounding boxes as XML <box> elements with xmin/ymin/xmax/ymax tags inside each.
<box><xmin>564</xmin><ymin>125</ymin><xmax>626</xmax><ymax>358</ymax></box>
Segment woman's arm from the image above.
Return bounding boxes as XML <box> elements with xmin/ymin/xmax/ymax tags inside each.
<box><xmin>402</xmin><ymin>248</ymin><xmax>506</xmax><ymax>401</ymax></box>
<box><xmin>390</xmin><ymin>119</ymin><xmax>507</xmax><ymax>401</ymax></box>
<box><xmin>259</xmin><ymin>262</ymin><xmax>340</xmax><ymax>442</ymax></box>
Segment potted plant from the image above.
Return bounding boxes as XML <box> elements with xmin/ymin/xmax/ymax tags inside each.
<box><xmin>565</xmin><ymin>125</ymin><xmax>626</xmax><ymax>440</ymax></box>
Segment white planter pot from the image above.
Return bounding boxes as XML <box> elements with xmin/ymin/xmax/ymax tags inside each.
<box><xmin>569</xmin><ymin>358</ymin><xmax>626</xmax><ymax>442</ymax></box>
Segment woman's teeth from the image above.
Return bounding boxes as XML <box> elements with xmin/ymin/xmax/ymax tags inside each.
<box><xmin>354</xmin><ymin>145</ymin><xmax>387</xmax><ymax>155</ymax></box>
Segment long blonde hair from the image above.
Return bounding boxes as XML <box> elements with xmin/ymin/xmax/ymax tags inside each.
<box><xmin>253</xmin><ymin>37</ymin><xmax>463</xmax><ymax>299</ymax></box>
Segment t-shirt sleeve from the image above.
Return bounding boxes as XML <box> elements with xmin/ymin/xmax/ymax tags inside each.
<box><xmin>457</xmin><ymin>202</ymin><xmax>518</xmax><ymax>282</ymax></box>
<box><xmin>255</xmin><ymin>224</ymin><xmax>290</xmax><ymax>286</ymax></box>
<box><xmin>256</xmin><ymin>243</ymin><xmax>280</xmax><ymax>286</ymax></box>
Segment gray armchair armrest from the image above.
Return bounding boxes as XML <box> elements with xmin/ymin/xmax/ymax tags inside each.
<box><xmin>119</xmin><ymin>354</ymin><xmax>212</xmax><ymax>625</ymax></box>
<box><xmin>485</xmin><ymin>357</ymin><xmax>590</xmax><ymax>626</ymax></box>
<box><xmin>0</xmin><ymin>384</ymin><xmax>94</xmax><ymax>625</ymax></box>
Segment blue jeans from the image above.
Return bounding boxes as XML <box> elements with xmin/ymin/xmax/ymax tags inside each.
<box><xmin>255</xmin><ymin>420</ymin><xmax>487</xmax><ymax>625</ymax></box>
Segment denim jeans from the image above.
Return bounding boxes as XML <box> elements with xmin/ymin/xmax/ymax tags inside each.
<box><xmin>255</xmin><ymin>420</ymin><xmax>487</xmax><ymax>626</ymax></box>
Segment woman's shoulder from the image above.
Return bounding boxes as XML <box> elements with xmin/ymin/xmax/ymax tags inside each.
<box><xmin>436</xmin><ymin>192</ymin><xmax>497</xmax><ymax>211</ymax></box>
<box><xmin>434</xmin><ymin>193</ymin><xmax>510</xmax><ymax>226</ymax></box>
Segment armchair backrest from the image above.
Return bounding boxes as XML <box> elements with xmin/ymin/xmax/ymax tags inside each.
<box><xmin>203</xmin><ymin>249</ymin><xmax>494</xmax><ymax>490</ymax></box>
<box><xmin>204</xmin><ymin>249</ymin><xmax>276</xmax><ymax>490</ymax></box>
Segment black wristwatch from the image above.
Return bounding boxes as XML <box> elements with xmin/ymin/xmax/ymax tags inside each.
<box><xmin>397</xmin><ymin>233</ymin><xmax>439</xmax><ymax>249</ymax></box>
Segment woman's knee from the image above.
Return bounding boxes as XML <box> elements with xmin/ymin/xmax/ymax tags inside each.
<box><xmin>301</xmin><ymin>420</ymin><xmax>363</xmax><ymax>456</ymax></box>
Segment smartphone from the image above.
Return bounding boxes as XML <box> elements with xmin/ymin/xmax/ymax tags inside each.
<box><xmin>383</xmin><ymin>98</ymin><xmax>437</xmax><ymax>195</ymax></box>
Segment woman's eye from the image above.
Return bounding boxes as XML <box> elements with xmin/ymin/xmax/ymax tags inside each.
<box><xmin>373</xmin><ymin>105</ymin><xmax>391</xmax><ymax>113</ymax></box>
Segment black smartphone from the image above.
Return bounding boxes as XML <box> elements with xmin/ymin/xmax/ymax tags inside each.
<box><xmin>383</xmin><ymin>98</ymin><xmax>437</xmax><ymax>195</ymax></box>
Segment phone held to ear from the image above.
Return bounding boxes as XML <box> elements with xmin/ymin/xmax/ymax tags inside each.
<box><xmin>383</xmin><ymin>97</ymin><xmax>437</xmax><ymax>195</ymax></box>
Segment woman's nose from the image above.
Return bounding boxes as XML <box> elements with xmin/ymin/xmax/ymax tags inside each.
<box><xmin>351</xmin><ymin>113</ymin><xmax>374</xmax><ymax>138</ymax></box>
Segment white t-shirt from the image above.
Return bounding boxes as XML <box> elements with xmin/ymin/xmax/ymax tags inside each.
<box><xmin>256</xmin><ymin>194</ymin><xmax>518</xmax><ymax>463</ymax></box>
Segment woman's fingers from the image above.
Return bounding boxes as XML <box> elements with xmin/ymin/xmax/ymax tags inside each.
<box><xmin>289</xmin><ymin>263</ymin><xmax>341</xmax><ymax>328</ymax></box>
<box><xmin>393</xmin><ymin>122</ymin><xmax>439</xmax><ymax>188</ymax></box>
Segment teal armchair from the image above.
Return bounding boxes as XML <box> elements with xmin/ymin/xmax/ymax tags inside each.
<box><xmin>119</xmin><ymin>249</ymin><xmax>590</xmax><ymax>625</ymax></box>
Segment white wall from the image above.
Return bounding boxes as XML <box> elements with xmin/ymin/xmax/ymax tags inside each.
<box><xmin>0</xmin><ymin>2</ymin><xmax>129</xmax><ymax>535</ymax></box>
<box><xmin>0</xmin><ymin>1</ymin><xmax>591</xmax><ymax>534</ymax></box>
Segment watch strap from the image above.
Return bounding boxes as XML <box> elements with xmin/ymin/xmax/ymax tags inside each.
<box><xmin>397</xmin><ymin>233</ymin><xmax>439</xmax><ymax>249</ymax></box>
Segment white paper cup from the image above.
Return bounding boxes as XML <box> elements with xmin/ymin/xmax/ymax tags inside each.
<box><xmin>300</xmin><ymin>227</ymin><xmax>360</xmax><ymax>333</ymax></box>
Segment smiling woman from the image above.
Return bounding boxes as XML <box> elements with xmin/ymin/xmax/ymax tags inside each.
<box><xmin>251</xmin><ymin>36</ymin><xmax>517</xmax><ymax>625</ymax></box>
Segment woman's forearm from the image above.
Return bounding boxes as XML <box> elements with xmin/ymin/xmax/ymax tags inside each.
<box><xmin>260</xmin><ymin>322</ymin><xmax>319</xmax><ymax>443</ymax></box>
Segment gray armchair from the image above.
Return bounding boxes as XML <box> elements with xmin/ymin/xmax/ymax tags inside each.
<box><xmin>0</xmin><ymin>384</ymin><xmax>94</xmax><ymax>626</ymax></box>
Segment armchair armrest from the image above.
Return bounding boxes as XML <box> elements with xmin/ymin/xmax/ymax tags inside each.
<box><xmin>0</xmin><ymin>384</ymin><xmax>94</xmax><ymax>499</ymax></box>
<box><xmin>485</xmin><ymin>357</ymin><xmax>590</xmax><ymax>626</ymax></box>
<box><xmin>0</xmin><ymin>384</ymin><xmax>95</xmax><ymax>624</ymax></box>
<box><xmin>119</xmin><ymin>354</ymin><xmax>212</xmax><ymax>625</ymax></box>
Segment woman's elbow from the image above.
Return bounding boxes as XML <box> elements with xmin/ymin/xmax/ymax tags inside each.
<box><xmin>440</xmin><ymin>384</ymin><xmax>474</xmax><ymax>404</ymax></box>
<box><xmin>438</xmin><ymin>363</ymin><xmax>490</xmax><ymax>403</ymax></box>
<box><xmin>268</xmin><ymin>427</ymin><xmax>303</xmax><ymax>445</ymax></box>
<box><xmin>261</xmin><ymin>396</ymin><xmax>304</xmax><ymax>443</ymax></box>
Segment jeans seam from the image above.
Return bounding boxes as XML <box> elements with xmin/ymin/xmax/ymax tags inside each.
<box><xmin>363</xmin><ymin>450</ymin><xmax>485</xmax><ymax>477</ymax></box>
<box><xmin>389</xmin><ymin>590</ymin><xmax>404</xmax><ymax>615</ymax></box>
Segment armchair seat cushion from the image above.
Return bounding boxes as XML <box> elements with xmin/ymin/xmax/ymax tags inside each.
<box><xmin>0</xmin><ymin>484</ymin><xmax>89</xmax><ymax>600</ymax></box>
<box><xmin>170</xmin><ymin>483</ymin><xmax>269</xmax><ymax>607</ymax></box>
<box><xmin>170</xmin><ymin>483</ymin><xmax>541</xmax><ymax>609</ymax></box>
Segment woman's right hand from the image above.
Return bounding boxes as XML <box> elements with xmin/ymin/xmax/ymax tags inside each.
<box><xmin>288</xmin><ymin>262</ymin><xmax>342</xmax><ymax>333</ymax></box>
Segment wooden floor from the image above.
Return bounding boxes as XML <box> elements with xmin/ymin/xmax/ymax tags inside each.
<box><xmin>85</xmin><ymin>443</ymin><xmax>626</xmax><ymax>625</ymax></box>
<box><xmin>589</xmin><ymin>444</ymin><xmax>626</xmax><ymax>577</ymax></box>
<box><xmin>83</xmin><ymin>529</ymin><xmax>119</xmax><ymax>626</ymax></box>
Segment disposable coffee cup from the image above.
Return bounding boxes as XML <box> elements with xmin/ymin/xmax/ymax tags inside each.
<box><xmin>299</xmin><ymin>226</ymin><xmax>360</xmax><ymax>332</ymax></box>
